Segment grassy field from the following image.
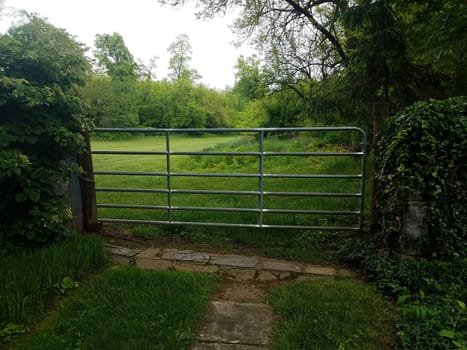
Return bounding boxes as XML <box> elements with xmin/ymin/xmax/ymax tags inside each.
<box><xmin>91</xmin><ymin>132</ymin><xmax>366</xmax><ymax>230</ymax></box>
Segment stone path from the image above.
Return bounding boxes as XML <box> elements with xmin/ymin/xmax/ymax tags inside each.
<box><xmin>108</xmin><ymin>244</ymin><xmax>356</xmax><ymax>349</ymax></box>
<box><xmin>108</xmin><ymin>244</ymin><xmax>356</xmax><ymax>281</ymax></box>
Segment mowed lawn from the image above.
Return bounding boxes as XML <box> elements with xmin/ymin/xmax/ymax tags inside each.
<box><xmin>91</xmin><ymin>133</ymin><xmax>365</xmax><ymax>228</ymax></box>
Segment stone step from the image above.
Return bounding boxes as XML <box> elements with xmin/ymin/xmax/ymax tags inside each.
<box><xmin>108</xmin><ymin>245</ymin><xmax>357</xmax><ymax>281</ymax></box>
<box><xmin>191</xmin><ymin>301</ymin><xmax>274</xmax><ymax>350</ymax></box>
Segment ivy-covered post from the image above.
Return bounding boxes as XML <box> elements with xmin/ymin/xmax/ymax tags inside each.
<box><xmin>79</xmin><ymin>132</ymin><xmax>100</xmax><ymax>231</ymax></box>
<box><xmin>376</xmin><ymin>97</ymin><xmax>467</xmax><ymax>259</ymax></box>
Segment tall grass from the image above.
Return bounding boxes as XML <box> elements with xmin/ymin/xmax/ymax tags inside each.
<box><xmin>268</xmin><ymin>279</ymin><xmax>396</xmax><ymax>350</ymax></box>
<box><xmin>14</xmin><ymin>267</ymin><xmax>218</xmax><ymax>350</ymax></box>
<box><xmin>0</xmin><ymin>235</ymin><xmax>108</xmax><ymax>328</ymax></box>
<box><xmin>92</xmin><ymin>132</ymin><xmax>366</xmax><ymax>228</ymax></box>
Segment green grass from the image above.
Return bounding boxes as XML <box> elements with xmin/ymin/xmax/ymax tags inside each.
<box><xmin>13</xmin><ymin>267</ymin><xmax>219</xmax><ymax>350</ymax></box>
<box><xmin>268</xmin><ymin>279</ymin><xmax>396</xmax><ymax>350</ymax></box>
<box><xmin>0</xmin><ymin>235</ymin><xmax>108</xmax><ymax>330</ymax></box>
<box><xmin>92</xmin><ymin>133</ymin><xmax>366</xmax><ymax>228</ymax></box>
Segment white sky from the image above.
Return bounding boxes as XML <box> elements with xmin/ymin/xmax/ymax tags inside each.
<box><xmin>1</xmin><ymin>0</ymin><xmax>257</xmax><ymax>89</ymax></box>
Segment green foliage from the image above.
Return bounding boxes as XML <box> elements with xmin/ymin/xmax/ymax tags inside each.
<box><xmin>0</xmin><ymin>16</ymin><xmax>91</xmax><ymax>248</ymax></box>
<box><xmin>54</xmin><ymin>276</ymin><xmax>79</xmax><ymax>295</ymax></box>
<box><xmin>80</xmin><ymin>74</ymin><xmax>140</xmax><ymax>128</ymax></box>
<box><xmin>14</xmin><ymin>267</ymin><xmax>218</xmax><ymax>350</ymax></box>
<box><xmin>94</xmin><ymin>32</ymin><xmax>138</xmax><ymax>81</ymax></box>
<box><xmin>233</xmin><ymin>54</ymin><xmax>267</xmax><ymax>99</ymax></box>
<box><xmin>376</xmin><ymin>97</ymin><xmax>467</xmax><ymax>258</ymax></box>
<box><xmin>342</xmin><ymin>236</ymin><xmax>467</xmax><ymax>350</ymax></box>
<box><xmin>167</xmin><ymin>34</ymin><xmax>200</xmax><ymax>81</ymax></box>
<box><xmin>395</xmin><ymin>0</ymin><xmax>467</xmax><ymax>97</ymax></box>
<box><xmin>0</xmin><ymin>235</ymin><xmax>108</xmax><ymax>330</ymax></box>
<box><xmin>0</xmin><ymin>323</ymin><xmax>27</xmax><ymax>343</ymax></box>
<box><xmin>268</xmin><ymin>279</ymin><xmax>395</xmax><ymax>350</ymax></box>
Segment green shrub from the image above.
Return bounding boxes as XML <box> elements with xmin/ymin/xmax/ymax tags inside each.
<box><xmin>0</xmin><ymin>16</ymin><xmax>91</xmax><ymax>250</ymax></box>
<box><xmin>376</xmin><ymin>97</ymin><xmax>467</xmax><ymax>258</ymax></box>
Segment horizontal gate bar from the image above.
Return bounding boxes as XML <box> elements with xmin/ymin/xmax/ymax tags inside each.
<box><xmin>92</xmin><ymin>150</ymin><xmax>363</xmax><ymax>157</ymax></box>
<box><xmin>96</xmin><ymin>187</ymin><xmax>360</xmax><ymax>197</ymax></box>
<box><xmin>93</xmin><ymin>126</ymin><xmax>367</xmax><ymax>133</ymax></box>
<box><xmin>97</xmin><ymin>203</ymin><xmax>360</xmax><ymax>215</ymax></box>
<box><xmin>98</xmin><ymin>218</ymin><xmax>361</xmax><ymax>231</ymax></box>
<box><xmin>94</xmin><ymin>170</ymin><xmax>362</xmax><ymax>179</ymax></box>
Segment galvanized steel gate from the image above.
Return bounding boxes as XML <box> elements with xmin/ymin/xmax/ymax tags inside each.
<box><xmin>91</xmin><ymin>127</ymin><xmax>367</xmax><ymax>231</ymax></box>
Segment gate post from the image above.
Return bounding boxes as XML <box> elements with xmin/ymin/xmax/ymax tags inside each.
<box><xmin>79</xmin><ymin>132</ymin><xmax>100</xmax><ymax>231</ymax></box>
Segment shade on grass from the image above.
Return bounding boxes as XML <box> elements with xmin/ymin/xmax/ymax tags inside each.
<box><xmin>15</xmin><ymin>267</ymin><xmax>219</xmax><ymax>350</ymax></box>
<box><xmin>268</xmin><ymin>279</ymin><xmax>396</xmax><ymax>350</ymax></box>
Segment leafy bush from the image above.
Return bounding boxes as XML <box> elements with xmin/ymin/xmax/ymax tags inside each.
<box><xmin>376</xmin><ymin>97</ymin><xmax>467</xmax><ymax>258</ymax></box>
<box><xmin>0</xmin><ymin>16</ymin><xmax>91</xmax><ymax>250</ymax></box>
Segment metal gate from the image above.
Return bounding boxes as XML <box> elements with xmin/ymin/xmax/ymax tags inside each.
<box><xmin>91</xmin><ymin>127</ymin><xmax>367</xmax><ymax>231</ymax></box>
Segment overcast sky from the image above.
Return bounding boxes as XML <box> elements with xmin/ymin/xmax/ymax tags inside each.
<box><xmin>1</xmin><ymin>0</ymin><xmax>257</xmax><ymax>89</ymax></box>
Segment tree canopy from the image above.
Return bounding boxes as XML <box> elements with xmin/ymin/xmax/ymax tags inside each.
<box><xmin>94</xmin><ymin>32</ymin><xmax>138</xmax><ymax>81</ymax></box>
<box><xmin>167</xmin><ymin>34</ymin><xmax>201</xmax><ymax>81</ymax></box>
<box><xmin>160</xmin><ymin>0</ymin><xmax>465</xmax><ymax>118</ymax></box>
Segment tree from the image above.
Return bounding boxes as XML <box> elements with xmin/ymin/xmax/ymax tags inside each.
<box><xmin>393</xmin><ymin>0</ymin><xmax>467</xmax><ymax>98</ymax></box>
<box><xmin>0</xmin><ymin>16</ymin><xmax>91</xmax><ymax>248</ymax></box>
<box><xmin>167</xmin><ymin>34</ymin><xmax>201</xmax><ymax>81</ymax></box>
<box><xmin>80</xmin><ymin>73</ymin><xmax>140</xmax><ymax>127</ymax></box>
<box><xmin>94</xmin><ymin>32</ymin><xmax>138</xmax><ymax>81</ymax></box>
<box><xmin>233</xmin><ymin>55</ymin><xmax>267</xmax><ymax>99</ymax></box>
<box><xmin>137</xmin><ymin>55</ymin><xmax>159</xmax><ymax>81</ymax></box>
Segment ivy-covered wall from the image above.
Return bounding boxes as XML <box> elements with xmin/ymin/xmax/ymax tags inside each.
<box><xmin>0</xmin><ymin>17</ymin><xmax>91</xmax><ymax>253</ymax></box>
<box><xmin>376</xmin><ymin>97</ymin><xmax>467</xmax><ymax>258</ymax></box>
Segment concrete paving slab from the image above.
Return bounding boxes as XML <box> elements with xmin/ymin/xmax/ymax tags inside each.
<box><xmin>304</xmin><ymin>265</ymin><xmax>337</xmax><ymax>276</ymax></box>
<box><xmin>172</xmin><ymin>252</ymin><xmax>210</xmax><ymax>264</ymax></box>
<box><xmin>191</xmin><ymin>343</ymin><xmax>267</xmax><ymax>349</ymax></box>
<box><xmin>173</xmin><ymin>262</ymin><xmax>219</xmax><ymax>273</ymax></box>
<box><xmin>111</xmin><ymin>255</ymin><xmax>131</xmax><ymax>266</ymax></box>
<box><xmin>109</xmin><ymin>246</ymin><xmax>136</xmax><ymax>257</ymax></box>
<box><xmin>223</xmin><ymin>268</ymin><xmax>257</xmax><ymax>281</ymax></box>
<box><xmin>135</xmin><ymin>248</ymin><xmax>161</xmax><ymax>259</ymax></box>
<box><xmin>256</xmin><ymin>271</ymin><xmax>277</xmax><ymax>281</ymax></box>
<box><xmin>196</xmin><ymin>301</ymin><xmax>274</xmax><ymax>346</ymax></box>
<box><xmin>212</xmin><ymin>255</ymin><xmax>259</xmax><ymax>268</ymax></box>
<box><xmin>161</xmin><ymin>249</ymin><xmax>193</xmax><ymax>260</ymax></box>
<box><xmin>261</xmin><ymin>260</ymin><xmax>303</xmax><ymax>273</ymax></box>
<box><xmin>135</xmin><ymin>257</ymin><xmax>172</xmax><ymax>270</ymax></box>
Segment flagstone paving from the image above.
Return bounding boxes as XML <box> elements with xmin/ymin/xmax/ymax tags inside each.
<box><xmin>107</xmin><ymin>244</ymin><xmax>356</xmax><ymax>281</ymax></box>
<box><xmin>107</xmin><ymin>244</ymin><xmax>356</xmax><ymax>349</ymax></box>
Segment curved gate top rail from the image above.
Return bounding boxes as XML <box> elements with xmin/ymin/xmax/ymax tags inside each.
<box><xmin>91</xmin><ymin>127</ymin><xmax>368</xmax><ymax>231</ymax></box>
